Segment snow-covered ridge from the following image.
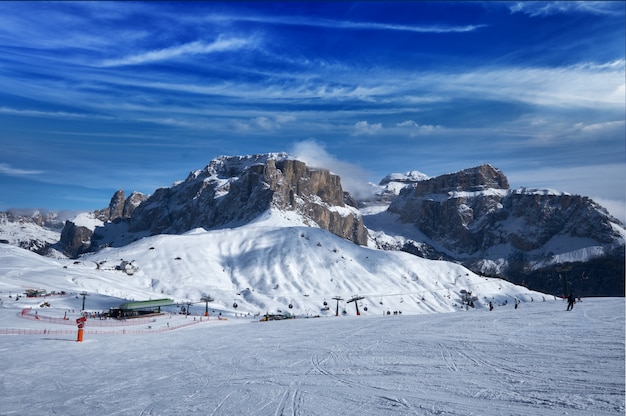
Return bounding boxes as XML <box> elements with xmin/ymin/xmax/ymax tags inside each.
<box><xmin>0</xmin><ymin>212</ymin><xmax>60</xmax><ymax>252</ymax></box>
<box><xmin>512</xmin><ymin>187</ymin><xmax>571</xmax><ymax>196</ymax></box>
<box><xmin>0</xmin><ymin>213</ymin><xmax>549</xmax><ymax>316</ymax></box>
<box><xmin>71</xmin><ymin>212</ymin><xmax>103</xmax><ymax>231</ymax></box>
<box><xmin>379</xmin><ymin>170</ymin><xmax>430</xmax><ymax>185</ymax></box>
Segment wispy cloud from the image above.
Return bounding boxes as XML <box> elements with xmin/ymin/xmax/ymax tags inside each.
<box><xmin>509</xmin><ymin>1</ymin><xmax>625</xmax><ymax>17</ymax></box>
<box><xmin>0</xmin><ymin>163</ymin><xmax>43</xmax><ymax>177</ymax></box>
<box><xmin>0</xmin><ymin>107</ymin><xmax>113</xmax><ymax>120</ymax></box>
<box><xmin>206</xmin><ymin>13</ymin><xmax>486</xmax><ymax>34</ymax></box>
<box><xmin>435</xmin><ymin>60</ymin><xmax>626</xmax><ymax>108</ymax></box>
<box><xmin>233</xmin><ymin>114</ymin><xmax>297</xmax><ymax>132</ymax></box>
<box><xmin>290</xmin><ymin>18</ymin><xmax>486</xmax><ymax>34</ymax></box>
<box><xmin>100</xmin><ymin>36</ymin><xmax>253</xmax><ymax>67</ymax></box>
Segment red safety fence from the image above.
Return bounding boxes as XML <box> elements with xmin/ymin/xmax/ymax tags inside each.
<box><xmin>0</xmin><ymin>319</ymin><xmax>204</xmax><ymax>336</ymax></box>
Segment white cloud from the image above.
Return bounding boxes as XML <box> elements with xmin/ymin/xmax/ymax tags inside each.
<box><xmin>0</xmin><ymin>107</ymin><xmax>113</xmax><ymax>121</ymax></box>
<box><xmin>100</xmin><ymin>36</ymin><xmax>252</xmax><ymax>67</ymax></box>
<box><xmin>233</xmin><ymin>114</ymin><xmax>296</xmax><ymax>132</ymax></box>
<box><xmin>253</xmin><ymin>116</ymin><xmax>275</xmax><ymax>130</ymax></box>
<box><xmin>509</xmin><ymin>1</ymin><xmax>624</xmax><ymax>17</ymax></box>
<box><xmin>318</xmin><ymin>19</ymin><xmax>486</xmax><ymax>34</ymax></box>
<box><xmin>397</xmin><ymin>120</ymin><xmax>441</xmax><ymax>136</ymax></box>
<box><xmin>447</xmin><ymin>61</ymin><xmax>626</xmax><ymax>108</ymax></box>
<box><xmin>573</xmin><ymin>120</ymin><xmax>625</xmax><ymax>134</ymax></box>
<box><xmin>289</xmin><ymin>140</ymin><xmax>374</xmax><ymax>199</ymax></box>
<box><xmin>353</xmin><ymin>121</ymin><xmax>382</xmax><ymax>136</ymax></box>
<box><xmin>0</xmin><ymin>163</ymin><xmax>42</xmax><ymax>176</ymax></box>
<box><xmin>207</xmin><ymin>13</ymin><xmax>486</xmax><ymax>34</ymax></box>
<box><xmin>275</xmin><ymin>114</ymin><xmax>297</xmax><ymax>124</ymax></box>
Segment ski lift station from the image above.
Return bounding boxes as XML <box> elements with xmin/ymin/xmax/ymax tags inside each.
<box><xmin>108</xmin><ymin>298</ymin><xmax>175</xmax><ymax>319</ymax></box>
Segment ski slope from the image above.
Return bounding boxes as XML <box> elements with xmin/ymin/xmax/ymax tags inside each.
<box><xmin>0</xmin><ymin>294</ymin><xmax>623</xmax><ymax>415</ymax></box>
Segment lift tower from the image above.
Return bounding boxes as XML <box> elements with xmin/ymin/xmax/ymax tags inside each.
<box><xmin>347</xmin><ymin>295</ymin><xmax>365</xmax><ymax>316</ymax></box>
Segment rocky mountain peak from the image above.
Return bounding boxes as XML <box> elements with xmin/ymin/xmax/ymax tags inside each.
<box><xmin>401</xmin><ymin>164</ymin><xmax>509</xmax><ymax>197</ymax></box>
<box><xmin>78</xmin><ymin>154</ymin><xmax>367</xmax><ymax>251</ymax></box>
<box><xmin>382</xmin><ymin>164</ymin><xmax>624</xmax><ymax>296</ymax></box>
<box><xmin>95</xmin><ymin>190</ymin><xmax>147</xmax><ymax>222</ymax></box>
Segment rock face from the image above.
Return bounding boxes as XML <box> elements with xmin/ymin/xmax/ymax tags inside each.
<box><xmin>55</xmin><ymin>190</ymin><xmax>148</xmax><ymax>257</ymax></box>
<box><xmin>90</xmin><ymin>154</ymin><xmax>367</xmax><ymax>249</ymax></box>
<box><xmin>95</xmin><ymin>190</ymin><xmax>147</xmax><ymax>222</ymax></box>
<box><xmin>385</xmin><ymin>164</ymin><xmax>625</xmax><ymax>296</ymax></box>
<box><xmin>59</xmin><ymin>221</ymin><xmax>93</xmax><ymax>258</ymax></box>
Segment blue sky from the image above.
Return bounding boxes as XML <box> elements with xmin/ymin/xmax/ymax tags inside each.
<box><xmin>0</xmin><ymin>1</ymin><xmax>624</xmax><ymax>221</ymax></box>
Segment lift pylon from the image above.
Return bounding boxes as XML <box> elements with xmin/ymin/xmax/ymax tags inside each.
<box><xmin>347</xmin><ymin>295</ymin><xmax>365</xmax><ymax>316</ymax></box>
<box><xmin>332</xmin><ymin>296</ymin><xmax>343</xmax><ymax>317</ymax></box>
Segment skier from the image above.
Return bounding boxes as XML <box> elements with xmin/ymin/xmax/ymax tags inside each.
<box><xmin>489</xmin><ymin>301</ymin><xmax>493</xmax><ymax>311</ymax></box>
<box><xmin>566</xmin><ymin>293</ymin><xmax>576</xmax><ymax>311</ymax></box>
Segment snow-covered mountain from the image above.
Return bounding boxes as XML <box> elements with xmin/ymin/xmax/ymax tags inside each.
<box><xmin>0</xmin><ymin>209</ymin><xmax>548</xmax><ymax>316</ymax></box>
<box><xmin>59</xmin><ymin>154</ymin><xmax>366</xmax><ymax>257</ymax></box>
<box><xmin>0</xmin><ymin>210</ymin><xmax>65</xmax><ymax>255</ymax></box>
<box><xmin>1</xmin><ymin>154</ymin><xmax>623</xmax><ymax>297</ymax></box>
<box><xmin>366</xmin><ymin>164</ymin><xmax>625</xmax><ymax>296</ymax></box>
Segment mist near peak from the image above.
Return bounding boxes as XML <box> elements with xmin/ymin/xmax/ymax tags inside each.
<box><xmin>289</xmin><ymin>140</ymin><xmax>376</xmax><ymax>200</ymax></box>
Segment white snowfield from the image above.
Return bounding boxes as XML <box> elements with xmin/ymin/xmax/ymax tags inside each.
<box><xmin>0</xmin><ymin>209</ymin><xmax>623</xmax><ymax>415</ymax></box>
<box><xmin>0</xmin><ymin>295</ymin><xmax>623</xmax><ymax>416</ymax></box>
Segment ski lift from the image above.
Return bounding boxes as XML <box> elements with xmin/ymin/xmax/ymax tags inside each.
<box><xmin>363</xmin><ymin>305</ymin><xmax>368</xmax><ymax>312</ymax></box>
<box><xmin>323</xmin><ymin>299</ymin><xmax>328</xmax><ymax>306</ymax></box>
<box><xmin>379</xmin><ymin>297</ymin><xmax>383</xmax><ymax>305</ymax></box>
<box><xmin>400</xmin><ymin>296</ymin><xmax>404</xmax><ymax>303</ymax></box>
<box><xmin>233</xmin><ymin>302</ymin><xmax>238</xmax><ymax>309</ymax></box>
<box><xmin>288</xmin><ymin>303</ymin><xmax>293</xmax><ymax>309</ymax></box>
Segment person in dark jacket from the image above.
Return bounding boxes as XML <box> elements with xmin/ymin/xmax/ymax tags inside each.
<box><xmin>567</xmin><ymin>293</ymin><xmax>576</xmax><ymax>311</ymax></box>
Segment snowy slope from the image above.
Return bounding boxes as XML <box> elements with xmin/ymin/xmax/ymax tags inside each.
<box><xmin>0</xmin><ymin>292</ymin><xmax>623</xmax><ymax>415</ymax></box>
<box><xmin>0</xmin><ymin>213</ymin><xmax>60</xmax><ymax>251</ymax></box>
<box><xmin>0</xmin><ymin>209</ymin><xmax>548</xmax><ymax>318</ymax></box>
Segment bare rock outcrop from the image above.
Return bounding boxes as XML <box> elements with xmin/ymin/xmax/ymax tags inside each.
<box><xmin>92</xmin><ymin>154</ymin><xmax>367</xmax><ymax>248</ymax></box>
<box><xmin>59</xmin><ymin>220</ymin><xmax>93</xmax><ymax>258</ymax></box>
<box><xmin>95</xmin><ymin>190</ymin><xmax>147</xmax><ymax>222</ymax></box>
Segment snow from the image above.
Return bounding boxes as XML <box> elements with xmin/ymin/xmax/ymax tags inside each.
<box><xmin>71</xmin><ymin>212</ymin><xmax>103</xmax><ymax>231</ymax></box>
<box><xmin>448</xmin><ymin>188</ymin><xmax>508</xmax><ymax>199</ymax></box>
<box><xmin>512</xmin><ymin>187</ymin><xmax>571</xmax><ymax>196</ymax></box>
<box><xmin>0</xmin><ymin>214</ymin><xmax>60</xmax><ymax>247</ymax></box>
<box><xmin>360</xmin><ymin>188</ymin><xmax>625</xmax><ymax>274</ymax></box>
<box><xmin>531</xmin><ymin>245</ymin><xmax>616</xmax><ymax>270</ymax></box>
<box><xmin>0</xmin><ymin>292</ymin><xmax>623</xmax><ymax>415</ymax></box>
<box><xmin>1</xmin><ymin>211</ymin><xmax>624</xmax><ymax>415</ymax></box>
<box><xmin>0</xmin><ymin>210</ymin><xmax>548</xmax><ymax>315</ymax></box>
<box><xmin>381</xmin><ymin>170</ymin><xmax>430</xmax><ymax>184</ymax></box>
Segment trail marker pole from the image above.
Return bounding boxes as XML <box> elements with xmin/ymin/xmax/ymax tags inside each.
<box><xmin>76</xmin><ymin>316</ymin><xmax>86</xmax><ymax>342</ymax></box>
